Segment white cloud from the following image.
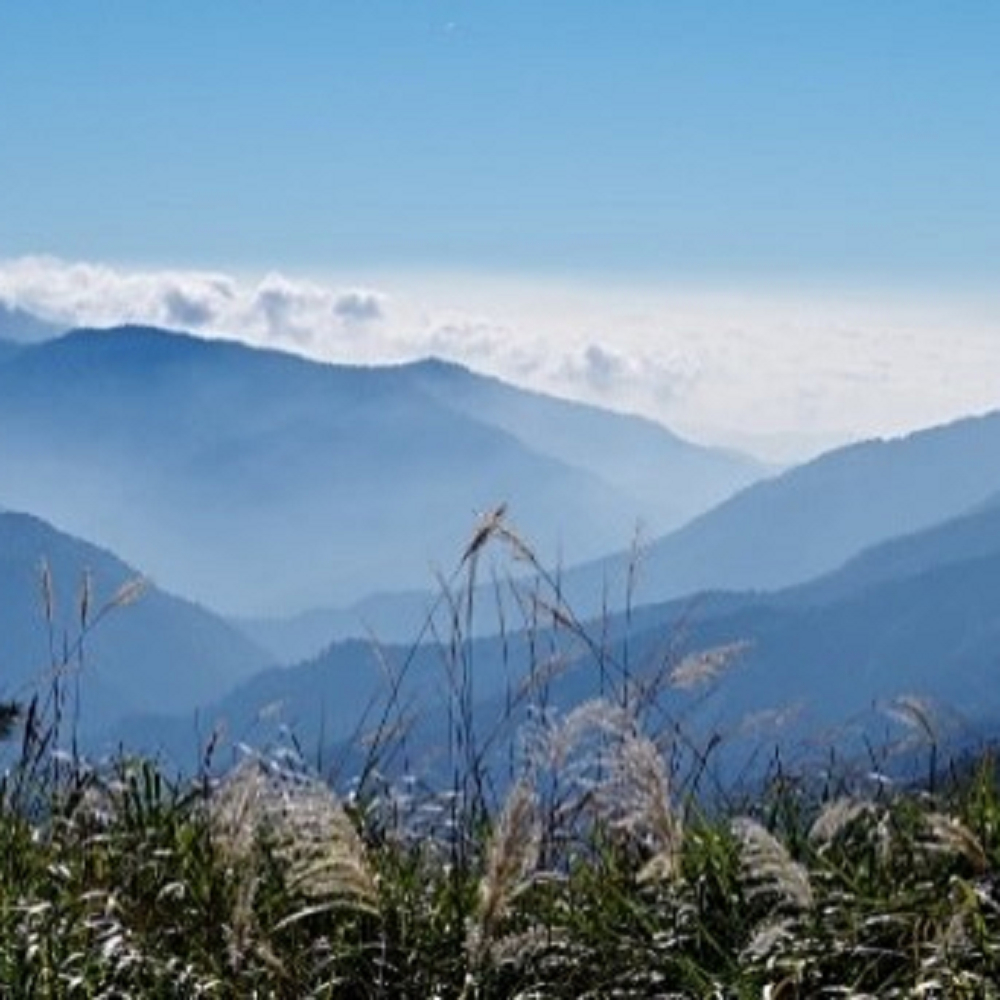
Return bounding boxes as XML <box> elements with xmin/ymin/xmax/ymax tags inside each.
<box><xmin>161</xmin><ymin>277</ymin><xmax>235</xmax><ymax>328</ymax></box>
<box><xmin>332</xmin><ymin>289</ymin><xmax>385</xmax><ymax>325</ymax></box>
<box><xmin>561</xmin><ymin>342</ymin><xmax>699</xmax><ymax>404</ymax></box>
<box><xmin>577</xmin><ymin>343</ymin><xmax>627</xmax><ymax>391</ymax></box>
<box><xmin>419</xmin><ymin>317</ymin><xmax>511</xmax><ymax>361</ymax></box>
<box><xmin>0</xmin><ymin>256</ymin><xmax>997</xmax><ymax>462</ymax></box>
<box><xmin>250</xmin><ymin>273</ymin><xmax>326</xmax><ymax>342</ymax></box>
<box><xmin>0</xmin><ymin>256</ymin><xmax>240</xmax><ymax>332</ymax></box>
<box><xmin>162</xmin><ymin>288</ymin><xmax>218</xmax><ymax>328</ymax></box>
<box><xmin>0</xmin><ymin>257</ymin><xmax>390</xmax><ymax>358</ymax></box>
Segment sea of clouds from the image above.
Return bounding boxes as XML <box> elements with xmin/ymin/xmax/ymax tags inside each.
<box><xmin>1</xmin><ymin>255</ymin><xmax>997</xmax><ymax>463</ymax></box>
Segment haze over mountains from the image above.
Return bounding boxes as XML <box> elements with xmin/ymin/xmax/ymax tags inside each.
<box><xmin>255</xmin><ymin>403</ymin><xmax>1000</xmax><ymax>656</ymax></box>
<box><xmin>407</xmin><ymin>358</ymin><xmax>757</xmax><ymax>531</ymax></box>
<box><xmin>0</xmin><ymin>510</ymin><xmax>269</xmax><ymax>738</ymax></box>
<box><xmin>0</xmin><ymin>302</ymin><xmax>65</xmax><ymax>344</ymax></box>
<box><xmin>1</xmin><ymin>319</ymin><xmax>999</xmax><ymax>776</ymax></box>
<box><xmin>557</xmin><ymin>408</ymin><xmax>1000</xmax><ymax>614</ymax></box>
<box><xmin>0</xmin><ymin>325</ymin><xmax>763</xmax><ymax>617</ymax></box>
<box><xmin>117</xmin><ymin>488</ymin><xmax>1000</xmax><ymax>774</ymax></box>
<box><xmin>118</xmin><ymin>490</ymin><xmax>1000</xmax><ymax>776</ymax></box>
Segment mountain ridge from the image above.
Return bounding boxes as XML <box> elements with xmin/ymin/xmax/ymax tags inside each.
<box><xmin>114</xmin><ymin>487</ymin><xmax>1000</xmax><ymax>772</ymax></box>
<box><xmin>556</xmin><ymin>406</ymin><xmax>1000</xmax><ymax>614</ymax></box>
<box><xmin>246</xmin><ymin>409</ymin><xmax>1000</xmax><ymax>657</ymax></box>
<box><xmin>0</xmin><ymin>325</ymin><xmax>762</xmax><ymax>616</ymax></box>
<box><xmin>0</xmin><ymin>507</ymin><xmax>271</xmax><ymax>737</ymax></box>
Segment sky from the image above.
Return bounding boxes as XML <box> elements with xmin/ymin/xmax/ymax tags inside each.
<box><xmin>1</xmin><ymin>2</ymin><xmax>998</xmax><ymax>460</ymax></box>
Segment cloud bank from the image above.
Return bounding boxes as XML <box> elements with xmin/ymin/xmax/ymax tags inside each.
<box><xmin>0</xmin><ymin>257</ymin><xmax>387</xmax><ymax>352</ymax></box>
<box><xmin>1</xmin><ymin>255</ymin><xmax>997</xmax><ymax>462</ymax></box>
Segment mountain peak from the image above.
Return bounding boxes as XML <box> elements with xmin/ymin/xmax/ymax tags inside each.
<box><xmin>55</xmin><ymin>323</ymin><xmax>219</xmax><ymax>354</ymax></box>
<box><xmin>0</xmin><ymin>324</ymin><xmax>763</xmax><ymax>614</ymax></box>
<box><xmin>404</xmin><ymin>355</ymin><xmax>473</xmax><ymax>378</ymax></box>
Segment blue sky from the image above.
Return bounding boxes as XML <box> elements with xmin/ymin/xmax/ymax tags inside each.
<box><xmin>3</xmin><ymin>1</ymin><xmax>998</xmax><ymax>278</ymax></box>
<box><xmin>1</xmin><ymin>2</ymin><xmax>998</xmax><ymax>457</ymax></box>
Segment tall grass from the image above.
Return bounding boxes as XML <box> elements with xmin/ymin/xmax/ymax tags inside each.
<box><xmin>1</xmin><ymin>516</ymin><xmax>1000</xmax><ymax>996</ymax></box>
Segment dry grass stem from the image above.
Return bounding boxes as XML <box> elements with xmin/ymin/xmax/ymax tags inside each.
<box><xmin>108</xmin><ymin>576</ymin><xmax>149</xmax><ymax>610</ymax></box>
<box><xmin>461</xmin><ymin>503</ymin><xmax>510</xmax><ymax>565</ymax></box>
<box><xmin>883</xmin><ymin>694</ymin><xmax>940</xmax><ymax>744</ymax></box>
<box><xmin>211</xmin><ymin>758</ymin><xmax>377</xmax><ymax>907</ymax></box>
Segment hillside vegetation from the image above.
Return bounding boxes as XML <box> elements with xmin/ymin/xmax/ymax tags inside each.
<box><xmin>3</xmin><ymin>515</ymin><xmax>1000</xmax><ymax>996</ymax></box>
<box><xmin>3</xmin><ymin>673</ymin><xmax>1000</xmax><ymax>996</ymax></box>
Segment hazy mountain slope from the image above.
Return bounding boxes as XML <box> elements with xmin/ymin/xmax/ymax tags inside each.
<box><xmin>472</xmin><ymin>549</ymin><xmax>1000</xmax><ymax>785</ymax></box>
<box><xmin>113</xmin><ymin>614</ymin><xmax>555</xmax><ymax>769</ymax></box>
<box><xmin>408</xmin><ymin>357</ymin><xmax>765</xmax><ymax>533</ymax></box>
<box><xmin>137</xmin><ymin>497</ymin><xmax>1000</xmax><ymax>771</ymax></box>
<box><xmin>559</xmin><ymin>410</ymin><xmax>1000</xmax><ymax>614</ymax></box>
<box><xmin>556</xmin><ymin>499</ymin><xmax>1000</xmax><ymax>757</ymax></box>
<box><xmin>0</xmin><ymin>325</ymin><xmax>759</xmax><ymax>616</ymax></box>
<box><xmin>231</xmin><ymin>586</ymin><xmax>436</xmax><ymax>664</ymax></box>
<box><xmin>245</xmin><ymin>433</ymin><xmax>1000</xmax><ymax>658</ymax></box>
<box><xmin>771</xmin><ymin>491</ymin><xmax>1000</xmax><ymax>609</ymax></box>
<box><xmin>0</xmin><ymin>510</ymin><xmax>270</xmax><ymax>735</ymax></box>
<box><xmin>625</xmin><ymin>552</ymin><xmax>1000</xmax><ymax>743</ymax></box>
<box><xmin>236</xmin><ymin>483</ymin><xmax>1000</xmax><ymax>663</ymax></box>
<box><xmin>0</xmin><ymin>302</ymin><xmax>63</xmax><ymax>343</ymax></box>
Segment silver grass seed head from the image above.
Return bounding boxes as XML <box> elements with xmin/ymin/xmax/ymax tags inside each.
<box><xmin>468</xmin><ymin>777</ymin><xmax>542</xmax><ymax>962</ymax></box>
<box><xmin>808</xmin><ymin>797</ymin><xmax>876</xmax><ymax>846</ymax></box>
<box><xmin>732</xmin><ymin>817</ymin><xmax>814</xmax><ymax>912</ymax></box>
<box><xmin>669</xmin><ymin>640</ymin><xmax>750</xmax><ymax>691</ymax></box>
<box><xmin>922</xmin><ymin>811</ymin><xmax>987</xmax><ymax>874</ymax></box>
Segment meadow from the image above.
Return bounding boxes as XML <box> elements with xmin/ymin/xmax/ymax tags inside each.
<box><xmin>2</xmin><ymin>519</ymin><xmax>999</xmax><ymax>998</ymax></box>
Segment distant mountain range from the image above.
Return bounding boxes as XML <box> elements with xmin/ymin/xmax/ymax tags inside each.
<box><xmin>622</xmin><ymin>490</ymin><xmax>1000</xmax><ymax>735</ymax></box>
<box><xmin>117</xmin><ymin>491</ymin><xmax>1000</xmax><ymax>779</ymax></box>
<box><xmin>245</xmin><ymin>406</ymin><xmax>1000</xmax><ymax>659</ymax></box>
<box><xmin>4</xmin><ymin>318</ymin><xmax>1000</xmax><ymax>784</ymax></box>
<box><xmin>407</xmin><ymin>358</ymin><xmax>759</xmax><ymax>530</ymax></box>
<box><xmin>554</xmin><ymin>407</ymin><xmax>1000</xmax><ymax>613</ymax></box>
<box><xmin>0</xmin><ymin>325</ymin><xmax>763</xmax><ymax>617</ymax></box>
<box><xmin>0</xmin><ymin>510</ymin><xmax>269</xmax><ymax>740</ymax></box>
